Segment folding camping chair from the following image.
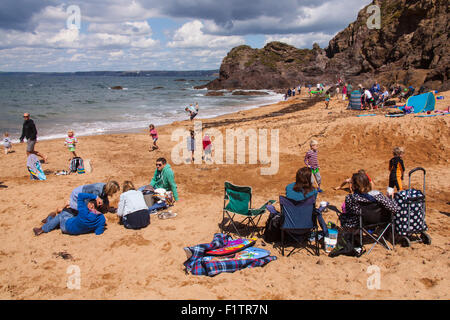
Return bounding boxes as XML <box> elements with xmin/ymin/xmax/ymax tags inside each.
<box><xmin>279</xmin><ymin>195</ymin><xmax>320</xmax><ymax>257</ymax></box>
<box><xmin>354</xmin><ymin>201</ymin><xmax>395</xmax><ymax>255</ymax></box>
<box><xmin>221</xmin><ymin>182</ymin><xmax>275</xmax><ymax>237</ymax></box>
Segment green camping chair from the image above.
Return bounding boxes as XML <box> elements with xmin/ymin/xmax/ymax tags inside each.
<box><xmin>221</xmin><ymin>182</ymin><xmax>276</xmax><ymax>237</ymax></box>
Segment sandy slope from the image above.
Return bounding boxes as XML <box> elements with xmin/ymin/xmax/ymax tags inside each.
<box><xmin>0</xmin><ymin>90</ymin><xmax>448</xmax><ymax>299</ymax></box>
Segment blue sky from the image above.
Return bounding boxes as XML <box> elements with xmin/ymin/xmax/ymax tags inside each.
<box><xmin>0</xmin><ymin>0</ymin><xmax>371</xmax><ymax>72</ymax></box>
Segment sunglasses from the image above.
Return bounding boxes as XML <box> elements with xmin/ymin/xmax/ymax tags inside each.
<box><xmin>156</xmin><ymin>163</ymin><xmax>163</xmax><ymax>167</ymax></box>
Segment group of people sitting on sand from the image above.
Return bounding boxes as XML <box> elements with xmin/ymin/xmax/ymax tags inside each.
<box><xmin>267</xmin><ymin>164</ymin><xmax>400</xmax><ymax>243</ymax></box>
<box><xmin>266</xmin><ymin>141</ymin><xmax>405</xmax><ymax>251</ymax></box>
<box><xmin>33</xmin><ymin>157</ymin><xmax>179</xmax><ymax>236</ymax></box>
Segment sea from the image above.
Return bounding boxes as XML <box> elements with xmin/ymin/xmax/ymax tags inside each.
<box><xmin>0</xmin><ymin>73</ymin><xmax>283</xmax><ymax>143</ymax></box>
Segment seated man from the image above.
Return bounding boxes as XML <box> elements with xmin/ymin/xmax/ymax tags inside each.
<box><xmin>33</xmin><ymin>193</ymin><xmax>106</xmax><ymax>236</ymax></box>
<box><xmin>149</xmin><ymin>157</ymin><xmax>179</xmax><ymax>201</ymax></box>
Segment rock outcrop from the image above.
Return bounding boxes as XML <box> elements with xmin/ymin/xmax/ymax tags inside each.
<box><xmin>200</xmin><ymin>0</ymin><xmax>449</xmax><ymax>91</ymax></box>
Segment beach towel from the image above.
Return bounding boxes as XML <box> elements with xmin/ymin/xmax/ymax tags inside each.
<box><xmin>357</xmin><ymin>114</ymin><xmax>376</xmax><ymax>117</ymax></box>
<box><xmin>183</xmin><ymin>233</ymin><xmax>276</xmax><ymax>277</ymax></box>
<box><xmin>385</xmin><ymin>113</ymin><xmax>405</xmax><ymax>118</ymax></box>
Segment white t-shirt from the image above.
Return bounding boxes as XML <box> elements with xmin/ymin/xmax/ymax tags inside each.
<box><xmin>364</xmin><ymin>90</ymin><xmax>373</xmax><ymax>99</ymax></box>
<box><xmin>117</xmin><ymin>190</ymin><xmax>149</xmax><ymax>217</ymax></box>
<box><xmin>3</xmin><ymin>137</ymin><xmax>11</xmax><ymax>147</ymax></box>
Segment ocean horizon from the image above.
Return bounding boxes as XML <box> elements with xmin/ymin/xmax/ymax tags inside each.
<box><xmin>0</xmin><ymin>72</ymin><xmax>283</xmax><ymax>143</ymax></box>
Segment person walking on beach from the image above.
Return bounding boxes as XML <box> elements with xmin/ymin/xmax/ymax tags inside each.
<box><xmin>3</xmin><ymin>132</ymin><xmax>12</xmax><ymax>154</ymax></box>
<box><xmin>346</xmin><ymin>83</ymin><xmax>353</xmax><ymax>100</ymax></box>
<box><xmin>304</xmin><ymin>140</ymin><xmax>322</xmax><ymax>193</ymax></box>
<box><xmin>325</xmin><ymin>91</ymin><xmax>331</xmax><ymax>109</ymax></box>
<box><xmin>202</xmin><ymin>134</ymin><xmax>212</xmax><ymax>162</ymax></box>
<box><xmin>20</xmin><ymin>113</ymin><xmax>47</xmax><ymax>163</ymax></box>
<box><xmin>149</xmin><ymin>124</ymin><xmax>159</xmax><ymax>151</ymax></box>
<box><xmin>342</xmin><ymin>84</ymin><xmax>347</xmax><ymax>101</ymax></box>
<box><xmin>388</xmin><ymin>146</ymin><xmax>405</xmax><ymax>191</ymax></box>
<box><xmin>64</xmin><ymin>129</ymin><xmax>78</xmax><ymax>158</ymax></box>
<box><xmin>187</xmin><ymin>130</ymin><xmax>195</xmax><ymax>163</ymax></box>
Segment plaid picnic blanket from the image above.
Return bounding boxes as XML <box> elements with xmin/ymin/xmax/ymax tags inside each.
<box><xmin>183</xmin><ymin>233</ymin><xmax>277</xmax><ymax>277</ymax></box>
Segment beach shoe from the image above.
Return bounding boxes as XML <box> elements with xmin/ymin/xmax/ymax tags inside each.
<box><xmin>158</xmin><ymin>211</ymin><xmax>177</xmax><ymax>219</ymax></box>
<box><xmin>33</xmin><ymin>227</ymin><xmax>43</xmax><ymax>236</ymax></box>
<box><xmin>318</xmin><ymin>188</ymin><xmax>324</xmax><ymax>193</ymax></box>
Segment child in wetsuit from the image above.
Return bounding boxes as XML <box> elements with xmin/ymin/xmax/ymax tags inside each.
<box><xmin>388</xmin><ymin>146</ymin><xmax>405</xmax><ymax>191</ymax></box>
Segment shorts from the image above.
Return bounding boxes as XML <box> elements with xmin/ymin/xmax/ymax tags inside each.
<box><xmin>27</xmin><ymin>139</ymin><xmax>36</xmax><ymax>152</ymax></box>
<box><xmin>311</xmin><ymin>168</ymin><xmax>321</xmax><ymax>185</ymax></box>
<box><xmin>153</xmin><ymin>138</ymin><xmax>158</xmax><ymax>143</ymax></box>
<box><xmin>190</xmin><ymin>112</ymin><xmax>198</xmax><ymax>120</ymax></box>
<box><xmin>68</xmin><ymin>147</ymin><xmax>76</xmax><ymax>152</ymax></box>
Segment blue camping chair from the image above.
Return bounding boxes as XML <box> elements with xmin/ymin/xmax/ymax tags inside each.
<box><xmin>279</xmin><ymin>195</ymin><xmax>320</xmax><ymax>256</ymax></box>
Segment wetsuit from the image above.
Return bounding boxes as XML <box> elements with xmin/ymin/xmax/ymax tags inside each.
<box><xmin>389</xmin><ymin>156</ymin><xmax>405</xmax><ymax>191</ymax></box>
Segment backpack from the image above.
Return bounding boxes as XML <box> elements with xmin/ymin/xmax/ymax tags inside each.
<box><xmin>69</xmin><ymin>157</ymin><xmax>85</xmax><ymax>174</ymax></box>
<box><xmin>328</xmin><ymin>233</ymin><xmax>365</xmax><ymax>258</ymax></box>
<box><xmin>263</xmin><ymin>212</ymin><xmax>282</xmax><ymax>243</ymax></box>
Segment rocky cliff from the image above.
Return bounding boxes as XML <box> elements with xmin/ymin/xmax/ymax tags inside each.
<box><xmin>202</xmin><ymin>0</ymin><xmax>449</xmax><ymax>91</ymax></box>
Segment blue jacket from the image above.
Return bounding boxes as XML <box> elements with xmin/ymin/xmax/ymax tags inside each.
<box><xmin>70</xmin><ymin>183</ymin><xmax>106</xmax><ymax>210</ymax></box>
<box><xmin>65</xmin><ymin>193</ymin><xmax>106</xmax><ymax>235</ymax></box>
<box><xmin>285</xmin><ymin>183</ymin><xmax>318</xmax><ymax>202</ymax></box>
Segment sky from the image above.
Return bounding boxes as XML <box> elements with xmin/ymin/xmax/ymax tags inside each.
<box><xmin>0</xmin><ymin>0</ymin><xmax>371</xmax><ymax>72</ymax></box>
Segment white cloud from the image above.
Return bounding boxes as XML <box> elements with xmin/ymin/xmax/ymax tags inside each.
<box><xmin>167</xmin><ymin>20</ymin><xmax>245</xmax><ymax>49</ymax></box>
<box><xmin>48</xmin><ymin>28</ymin><xmax>80</xmax><ymax>48</ymax></box>
<box><xmin>88</xmin><ymin>21</ymin><xmax>152</xmax><ymax>36</ymax></box>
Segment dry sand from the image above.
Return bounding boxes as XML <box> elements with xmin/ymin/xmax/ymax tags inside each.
<box><xmin>0</xmin><ymin>90</ymin><xmax>449</xmax><ymax>299</ymax></box>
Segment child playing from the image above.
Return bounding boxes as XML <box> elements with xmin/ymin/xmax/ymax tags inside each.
<box><xmin>149</xmin><ymin>124</ymin><xmax>159</xmax><ymax>151</ymax></box>
<box><xmin>187</xmin><ymin>130</ymin><xmax>195</xmax><ymax>163</ymax></box>
<box><xmin>304</xmin><ymin>140</ymin><xmax>322</xmax><ymax>192</ymax></box>
<box><xmin>325</xmin><ymin>91</ymin><xmax>331</xmax><ymax>109</ymax></box>
<box><xmin>388</xmin><ymin>146</ymin><xmax>405</xmax><ymax>191</ymax></box>
<box><xmin>64</xmin><ymin>130</ymin><xmax>78</xmax><ymax>157</ymax></box>
<box><xmin>202</xmin><ymin>134</ymin><xmax>212</xmax><ymax>162</ymax></box>
<box><xmin>3</xmin><ymin>132</ymin><xmax>12</xmax><ymax>154</ymax></box>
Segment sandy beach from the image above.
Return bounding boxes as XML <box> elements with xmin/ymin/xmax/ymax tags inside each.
<box><xmin>0</xmin><ymin>90</ymin><xmax>449</xmax><ymax>300</ymax></box>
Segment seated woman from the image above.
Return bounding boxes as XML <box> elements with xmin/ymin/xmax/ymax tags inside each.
<box><xmin>33</xmin><ymin>193</ymin><xmax>106</xmax><ymax>236</ymax></box>
<box><xmin>285</xmin><ymin>167</ymin><xmax>329</xmax><ymax>238</ymax></box>
<box><xmin>334</xmin><ymin>169</ymin><xmax>374</xmax><ymax>191</ymax></box>
<box><xmin>340</xmin><ymin>171</ymin><xmax>400</xmax><ymax>229</ymax></box>
<box><xmin>117</xmin><ymin>181</ymin><xmax>150</xmax><ymax>229</ymax></box>
<box><xmin>68</xmin><ymin>181</ymin><xmax>120</xmax><ymax>214</ymax></box>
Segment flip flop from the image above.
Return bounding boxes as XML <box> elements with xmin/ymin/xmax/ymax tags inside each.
<box><xmin>158</xmin><ymin>211</ymin><xmax>177</xmax><ymax>219</ymax></box>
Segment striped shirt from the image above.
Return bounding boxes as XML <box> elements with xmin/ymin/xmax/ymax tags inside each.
<box><xmin>65</xmin><ymin>136</ymin><xmax>77</xmax><ymax>148</ymax></box>
<box><xmin>304</xmin><ymin>149</ymin><xmax>319</xmax><ymax>169</ymax></box>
